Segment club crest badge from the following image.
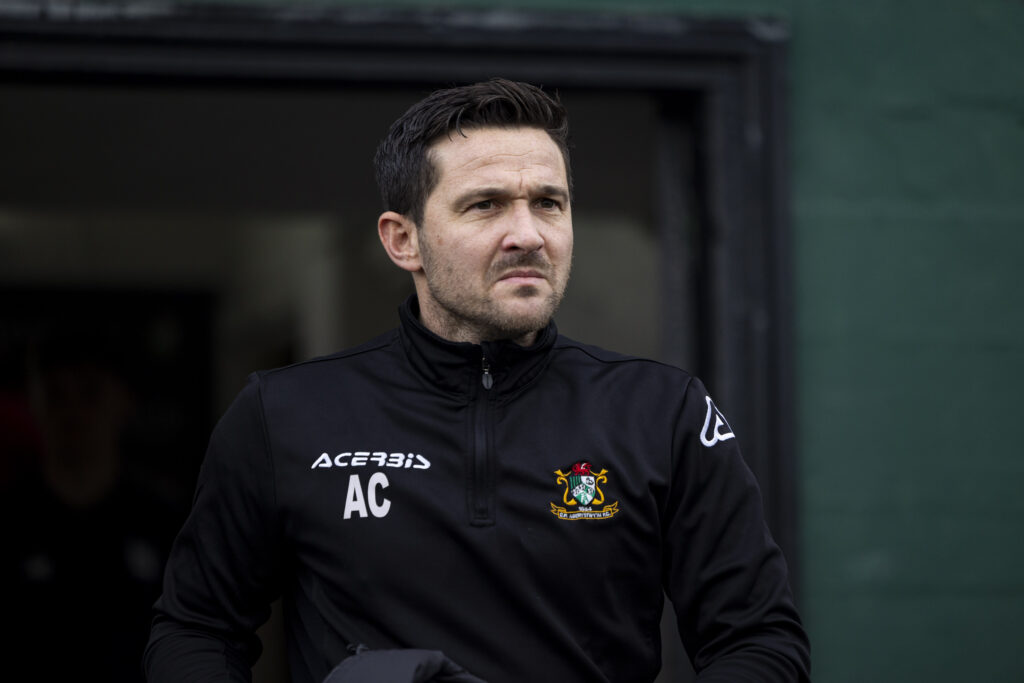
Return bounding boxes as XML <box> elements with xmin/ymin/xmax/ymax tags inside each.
<box><xmin>550</xmin><ymin>461</ymin><xmax>620</xmax><ymax>521</ymax></box>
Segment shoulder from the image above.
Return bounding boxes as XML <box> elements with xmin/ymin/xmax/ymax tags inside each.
<box><xmin>552</xmin><ymin>334</ymin><xmax>693</xmax><ymax>380</ymax></box>
<box><xmin>217</xmin><ymin>329</ymin><xmax>402</xmax><ymax>419</ymax></box>
<box><xmin>549</xmin><ymin>334</ymin><xmax>706</xmax><ymax>409</ymax></box>
<box><xmin>252</xmin><ymin>328</ymin><xmax>401</xmax><ymax>387</ymax></box>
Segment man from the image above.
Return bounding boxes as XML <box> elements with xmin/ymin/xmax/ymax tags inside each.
<box><xmin>145</xmin><ymin>78</ymin><xmax>810</xmax><ymax>682</ymax></box>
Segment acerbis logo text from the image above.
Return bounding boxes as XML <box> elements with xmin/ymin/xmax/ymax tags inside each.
<box><xmin>310</xmin><ymin>451</ymin><xmax>431</xmax><ymax>470</ymax></box>
<box><xmin>310</xmin><ymin>450</ymin><xmax>430</xmax><ymax>520</ymax></box>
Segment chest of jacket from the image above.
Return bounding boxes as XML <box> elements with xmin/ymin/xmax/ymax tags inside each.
<box><xmin>266</xmin><ymin>358</ymin><xmax>678</xmax><ymax>625</ymax></box>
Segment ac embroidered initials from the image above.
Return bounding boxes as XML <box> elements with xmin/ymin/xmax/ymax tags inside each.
<box><xmin>343</xmin><ymin>472</ymin><xmax>391</xmax><ymax>519</ymax></box>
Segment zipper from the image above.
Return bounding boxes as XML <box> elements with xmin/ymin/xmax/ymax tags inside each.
<box><xmin>470</xmin><ymin>354</ymin><xmax>494</xmax><ymax>525</ymax></box>
<box><xmin>481</xmin><ymin>356</ymin><xmax>493</xmax><ymax>389</ymax></box>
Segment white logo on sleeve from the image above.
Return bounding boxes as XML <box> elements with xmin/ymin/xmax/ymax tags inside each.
<box><xmin>700</xmin><ymin>395</ymin><xmax>735</xmax><ymax>447</ymax></box>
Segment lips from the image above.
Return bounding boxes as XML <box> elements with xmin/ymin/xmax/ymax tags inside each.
<box><xmin>499</xmin><ymin>269</ymin><xmax>545</xmax><ymax>281</ymax></box>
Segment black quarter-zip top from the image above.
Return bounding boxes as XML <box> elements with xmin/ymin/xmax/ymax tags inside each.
<box><xmin>146</xmin><ymin>294</ymin><xmax>810</xmax><ymax>683</ymax></box>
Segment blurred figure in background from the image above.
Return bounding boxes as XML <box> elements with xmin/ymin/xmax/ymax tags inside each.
<box><xmin>0</xmin><ymin>325</ymin><xmax>181</xmax><ymax>681</ymax></box>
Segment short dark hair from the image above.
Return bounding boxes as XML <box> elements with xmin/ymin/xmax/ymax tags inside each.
<box><xmin>374</xmin><ymin>78</ymin><xmax>572</xmax><ymax>226</ymax></box>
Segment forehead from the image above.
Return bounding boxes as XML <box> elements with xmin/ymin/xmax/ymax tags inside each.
<box><xmin>427</xmin><ymin>126</ymin><xmax>567</xmax><ymax>188</ymax></box>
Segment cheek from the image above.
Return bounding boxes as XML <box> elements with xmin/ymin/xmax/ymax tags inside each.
<box><xmin>431</xmin><ymin>240</ymin><xmax>488</xmax><ymax>277</ymax></box>
<box><xmin>551</xmin><ymin>228</ymin><xmax>573</xmax><ymax>259</ymax></box>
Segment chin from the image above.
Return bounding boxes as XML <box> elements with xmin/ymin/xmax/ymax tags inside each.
<box><xmin>494</xmin><ymin>296</ymin><xmax>558</xmax><ymax>329</ymax></box>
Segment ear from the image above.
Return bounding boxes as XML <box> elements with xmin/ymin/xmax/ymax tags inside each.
<box><xmin>378</xmin><ymin>211</ymin><xmax>422</xmax><ymax>273</ymax></box>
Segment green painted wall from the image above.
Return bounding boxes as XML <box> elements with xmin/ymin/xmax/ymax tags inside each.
<box><xmin>785</xmin><ymin>4</ymin><xmax>1024</xmax><ymax>681</ymax></box>
<box><xmin>190</xmin><ymin>0</ymin><xmax>1024</xmax><ymax>679</ymax></box>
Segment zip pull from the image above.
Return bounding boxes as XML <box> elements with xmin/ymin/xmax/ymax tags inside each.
<box><xmin>481</xmin><ymin>356</ymin><xmax>493</xmax><ymax>390</ymax></box>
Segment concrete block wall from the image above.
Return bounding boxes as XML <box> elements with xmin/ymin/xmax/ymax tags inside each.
<box><xmin>786</xmin><ymin>2</ymin><xmax>1024</xmax><ymax>680</ymax></box>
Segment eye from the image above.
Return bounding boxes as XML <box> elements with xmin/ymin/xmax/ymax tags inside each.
<box><xmin>536</xmin><ymin>197</ymin><xmax>561</xmax><ymax>211</ymax></box>
<box><xmin>471</xmin><ymin>199</ymin><xmax>495</xmax><ymax>211</ymax></box>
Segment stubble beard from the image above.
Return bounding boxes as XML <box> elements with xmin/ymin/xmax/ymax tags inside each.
<box><xmin>420</xmin><ymin>246</ymin><xmax>570</xmax><ymax>344</ymax></box>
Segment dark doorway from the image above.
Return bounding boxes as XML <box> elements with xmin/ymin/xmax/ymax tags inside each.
<box><xmin>0</xmin><ymin>7</ymin><xmax>793</xmax><ymax>682</ymax></box>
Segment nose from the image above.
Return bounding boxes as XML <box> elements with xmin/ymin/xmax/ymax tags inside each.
<box><xmin>500</xmin><ymin>202</ymin><xmax>544</xmax><ymax>253</ymax></box>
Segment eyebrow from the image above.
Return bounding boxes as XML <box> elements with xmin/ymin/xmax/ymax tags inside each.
<box><xmin>452</xmin><ymin>185</ymin><xmax>570</xmax><ymax>207</ymax></box>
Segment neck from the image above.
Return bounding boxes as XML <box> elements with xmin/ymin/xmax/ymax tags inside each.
<box><xmin>415</xmin><ymin>298</ymin><xmax>541</xmax><ymax>348</ymax></box>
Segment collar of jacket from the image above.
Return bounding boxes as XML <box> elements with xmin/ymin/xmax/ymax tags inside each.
<box><xmin>397</xmin><ymin>295</ymin><xmax>557</xmax><ymax>399</ymax></box>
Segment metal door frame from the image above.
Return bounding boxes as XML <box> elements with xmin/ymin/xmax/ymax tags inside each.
<box><xmin>0</xmin><ymin>3</ymin><xmax>799</xmax><ymax>589</ymax></box>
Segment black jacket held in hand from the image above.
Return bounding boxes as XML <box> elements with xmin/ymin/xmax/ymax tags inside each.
<box><xmin>145</xmin><ymin>296</ymin><xmax>810</xmax><ymax>683</ymax></box>
<box><xmin>321</xmin><ymin>645</ymin><xmax>486</xmax><ymax>683</ymax></box>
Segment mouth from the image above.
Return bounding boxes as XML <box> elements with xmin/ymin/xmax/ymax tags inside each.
<box><xmin>498</xmin><ymin>269</ymin><xmax>547</xmax><ymax>284</ymax></box>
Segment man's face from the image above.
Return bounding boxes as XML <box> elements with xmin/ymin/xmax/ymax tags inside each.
<box><xmin>412</xmin><ymin>126</ymin><xmax>573</xmax><ymax>345</ymax></box>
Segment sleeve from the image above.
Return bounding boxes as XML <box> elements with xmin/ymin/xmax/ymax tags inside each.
<box><xmin>662</xmin><ymin>376</ymin><xmax>811</xmax><ymax>682</ymax></box>
<box><xmin>144</xmin><ymin>373</ymin><xmax>284</xmax><ymax>682</ymax></box>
